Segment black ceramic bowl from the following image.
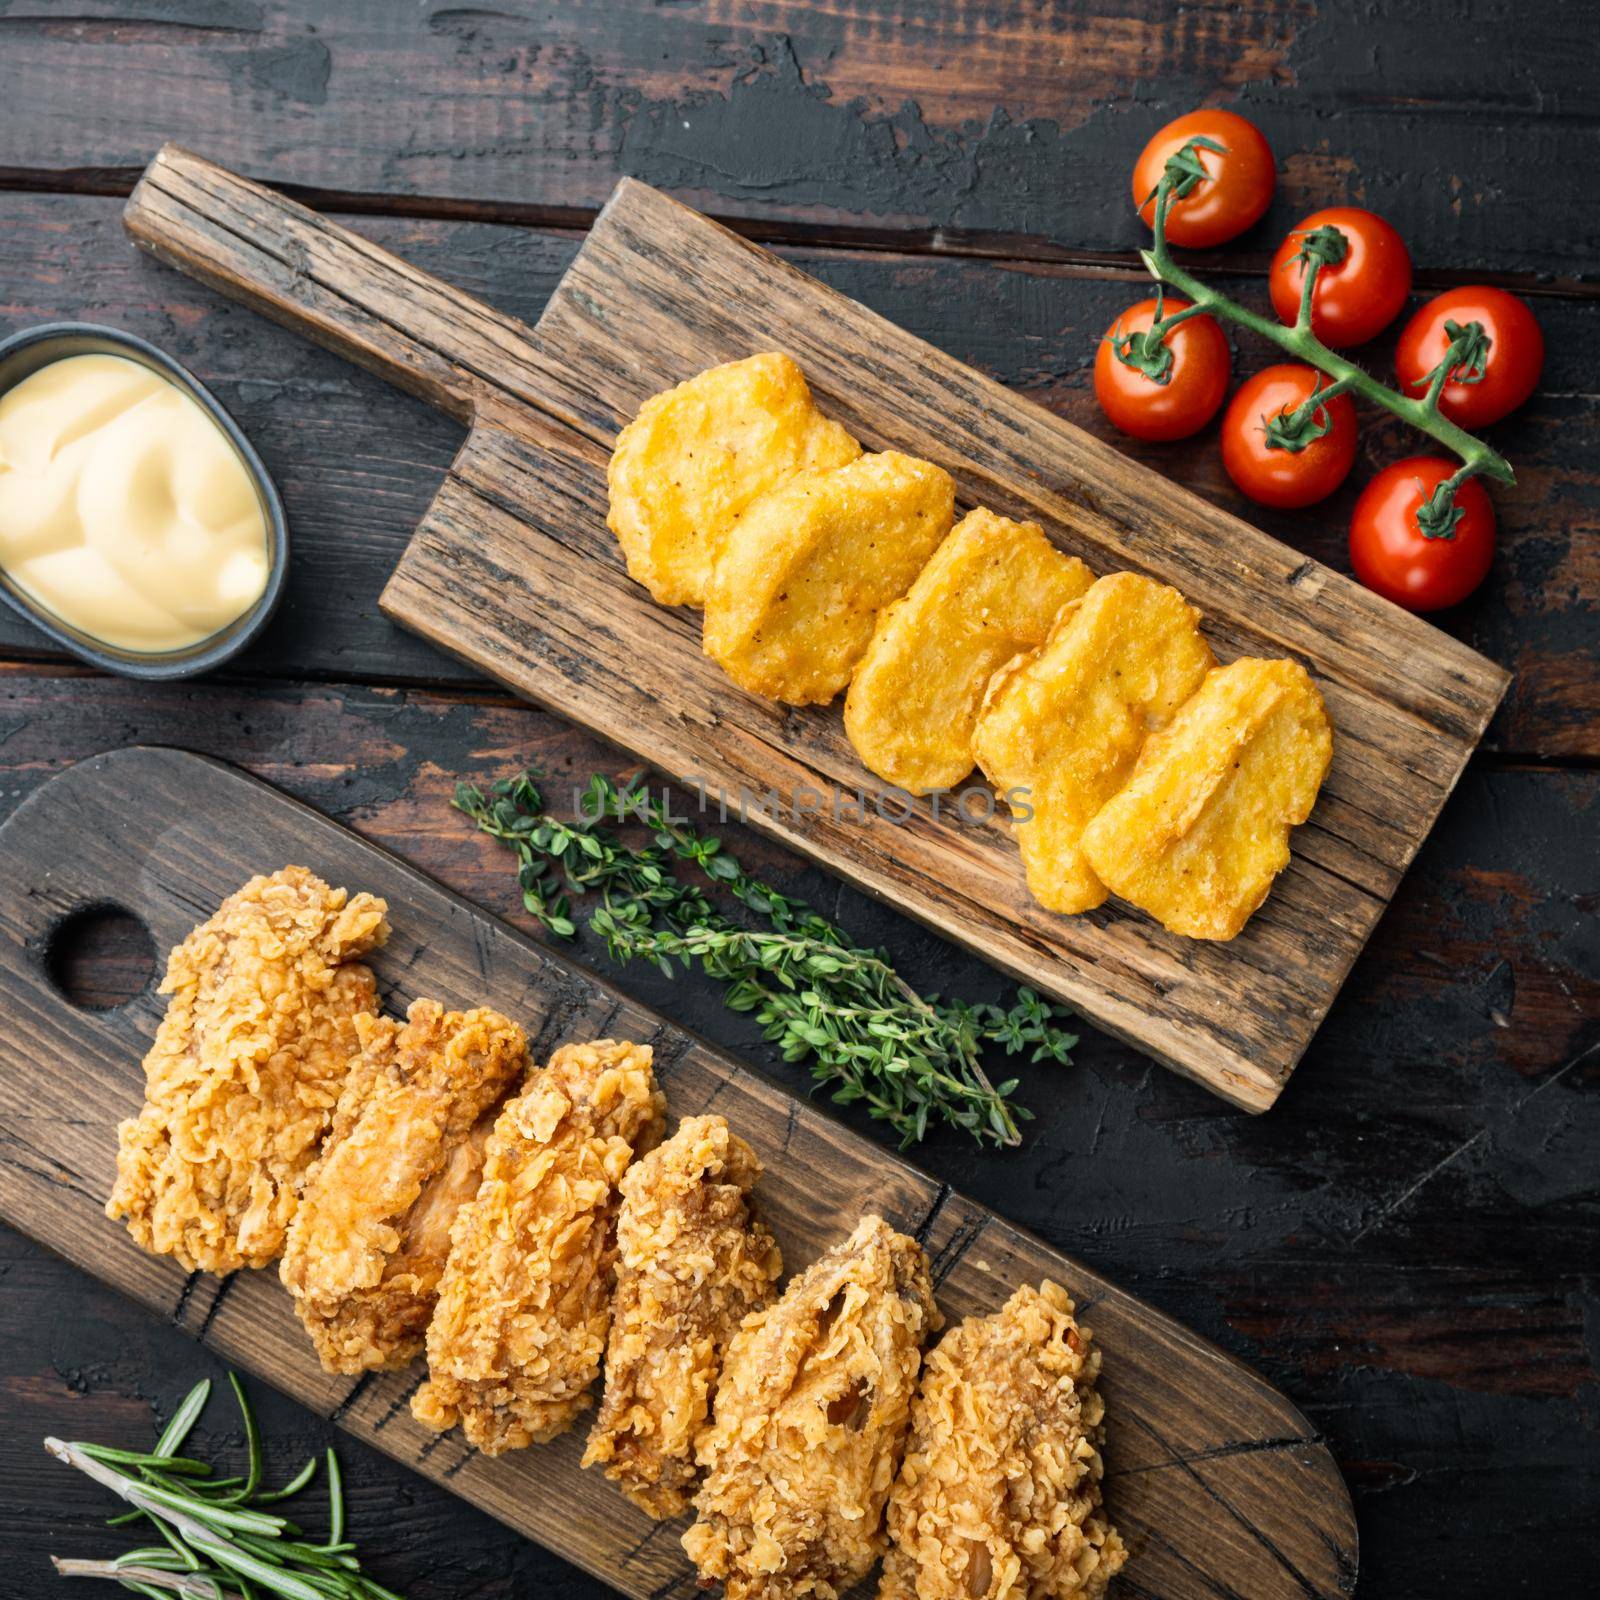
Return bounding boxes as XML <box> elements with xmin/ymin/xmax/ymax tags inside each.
<box><xmin>0</xmin><ymin>322</ymin><xmax>288</xmax><ymax>680</ymax></box>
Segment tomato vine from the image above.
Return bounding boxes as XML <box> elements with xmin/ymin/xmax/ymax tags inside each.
<box><xmin>1127</xmin><ymin>138</ymin><xmax>1516</xmax><ymax>539</ymax></box>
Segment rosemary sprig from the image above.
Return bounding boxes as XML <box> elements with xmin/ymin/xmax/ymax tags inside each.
<box><xmin>48</xmin><ymin>1375</ymin><xmax>400</xmax><ymax>1600</ymax></box>
<box><xmin>457</xmin><ymin>770</ymin><xmax>1080</xmax><ymax>1148</ymax></box>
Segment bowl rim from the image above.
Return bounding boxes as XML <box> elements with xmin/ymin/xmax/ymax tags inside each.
<box><xmin>0</xmin><ymin>320</ymin><xmax>289</xmax><ymax>681</ymax></box>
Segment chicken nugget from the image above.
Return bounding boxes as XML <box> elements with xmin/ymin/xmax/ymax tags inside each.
<box><xmin>684</xmin><ymin>1214</ymin><xmax>940</xmax><ymax>1600</ymax></box>
<box><xmin>704</xmin><ymin>451</ymin><xmax>956</xmax><ymax>705</ymax></box>
<box><xmin>844</xmin><ymin>509</ymin><xmax>1093</xmax><ymax>793</ymax></box>
<box><xmin>881</xmin><ymin>1281</ymin><xmax>1126</xmax><ymax>1600</ymax></box>
<box><xmin>972</xmin><ymin>573</ymin><xmax>1214</xmax><ymax>914</ymax></box>
<box><xmin>280</xmin><ymin>999</ymin><xmax>529</xmax><ymax>1374</ymax></box>
<box><xmin>1081</xmin><ymin>657</ymin><xmax>1333</xmax><ymax>939</ymax></box>
<box><xmin>608</xmin><ymin>353</ymin><xmax>861</xmax><ymax>606</ymax></box>
<box><xmin>583</xmin><ymin>1115</ymin><xmax>783</xmax><ymax>1518</ymax></box>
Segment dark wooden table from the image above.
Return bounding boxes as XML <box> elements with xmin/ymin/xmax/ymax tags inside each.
<box><xmin>1</xmin><ymin>6</ymin><xmax>1595</xmax><ymax>1596</ymax></box>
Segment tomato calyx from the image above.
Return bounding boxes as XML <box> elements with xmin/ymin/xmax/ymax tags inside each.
<box><xmin>1290</xmin><ymin>223</ymin><xmax>1350</xmax><ymax>271</ymax></box>
<box><xmin>1106</xmin><ymin>285</ymin><xmax>1212</xmax><ymax>386</ymax></box>
<box><xmin>1414</xmin><ymin>467</ymin><xmax>1481</xmax><ymax>541</ymax></box>
<box><xmin>1417</xmin><ymin>318</ymin><xmax>1493</xmax><ymax>407</ymax></box>
<box><xmin>1140</xmin><ymin>134</ymin><xmax>1229</xmax><ymax>212</ymax></box>
<box><xmin>1106</xmin><ymin>318</ymin><xmax>1175</xmax><ymax>385</ymax></box>
<box><xmin>1261</xmin><ymin>374</ymin><xmax>1354</xmax><ymax>454</ymax></box>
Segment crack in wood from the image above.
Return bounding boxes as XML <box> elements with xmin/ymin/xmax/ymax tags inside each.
<box><xmin>168</xmin><ymin>1271</ymin><xmax>201</xmax><ymax>1327</ymax></box>
<box><xmin>929</xmin><ymin>1211</ymin><xmax>990</xmax><ymax>1288</ymax></box>
<box><xmin>911</xmin><ymin>1182</ymin><xmax>953</xmax><ymax>1248</ymax></box>
<box><xmin>373</xmin><ymin>1371</ymin><xmax>427</xmax><ymax>1431</ymax></box>
<box><xmin>194</xmin><ymin>1275</ymin><xmax>234</xmax><ymax>1343</ymax></box>
<box><xmin>327</xmin><ymin>1371</ymin><xmax>375</xmax><ymax>1426</ymax></box>
<box><xmin>1108</xmin><ymin>1433</ymin><xmax>1321</xmax><ymax>1479</ymax></box>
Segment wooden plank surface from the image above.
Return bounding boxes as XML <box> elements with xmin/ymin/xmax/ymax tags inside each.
<box><xmin>1</xmin><ymin>1</ymin><xmax>1596</xmax><ymax>282</ymax></box>
<box><xmin>1</xmin><ymin>5</ymin><xmax>1596</xmax><ymax>1595</ymax></box>
<box><xmin>116</xmin><ymin>146</ymin><xmax>1511</xmax><ymax>1109</ymax></box>
<box><xmin>0</xmin><ymin>746</ymin><xmax>1358</xmax><ymax>1600</ymax></box>
<box><xmin>0</xmin><ymin>191</ymin><xmax>1589</xmax><ymax>757</ymax></box>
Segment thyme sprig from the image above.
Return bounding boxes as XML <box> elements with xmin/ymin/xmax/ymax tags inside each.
<box><xmin>457</xmin><ymin>770</ymin><xmax>1079</xmax><ymax>1148</ymax></box>
<box><xmin>48</xmin><ymin>1375</ymin><xmax>402</xmax><ymax>1600</ymax></box>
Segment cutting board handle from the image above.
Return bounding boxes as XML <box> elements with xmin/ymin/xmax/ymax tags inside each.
<box><xmin>123</xmin><ymin>144</ymin><xmax>600</xmax><ymax>434</ymax></box>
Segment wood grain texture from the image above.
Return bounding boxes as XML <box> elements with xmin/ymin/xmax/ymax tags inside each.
<box><xmin>117</xmin><ymin>147</ymin><xmax>1511</xmax><ymax>1109</ymax></box>
<box><xmin>1</xmin><ymin>1</ymin><xmax>1595</xmax><ymax>281</ymax></box>
<box><xmin>0</xmin><ymin>746</ymin><xmax>1357</xmax><ymax>1600</ymax></box>
<box><xmin>1</xmin><ymin>191</ymin><xmax>1588</xmax><ymax>756</ymax></box>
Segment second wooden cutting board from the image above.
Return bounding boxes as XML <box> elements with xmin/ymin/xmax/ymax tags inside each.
<box><xmin>0</xmin><ymin>748</ymin><xmax>1357</xmax><ymax>1600</ymax></box>
<box><xmin>121</xmin><ymin>146</ymin><xmax>1510</xmax><ymax>1109</ymax></box>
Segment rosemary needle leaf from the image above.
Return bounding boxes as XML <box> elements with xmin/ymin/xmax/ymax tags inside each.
<box><xmin>222</xmin><ymin>1373</ymin><xmax>263</xmax><ymax>1504</ymax></box>
<box><xmin>80</xmin><ymin>1445</ymin><xmax>213</xmax><ymax>1477</ymax></box>
<box><xmin>254</xmin><ymin>1456</ymin><xmax>320</xmax><ymax>1505</ymax></box>
<box><xmin>154</xmin><ymin>1382</ymin><xmax>212</xmax><ymax>1461</ymax></box>
<box><xmin>198</xmin><ymin>1541</ymin><xmax>327</xmax><ymax>1600</ymax></box>
<box><xmin>321</xmin><ymin>1450</ymin><xmax>345</xmax><ymax>1550</ymax></box>
<box><xmin>113</xmin><ymin>1548</ymin><xmax>191</xmax><ymax>1570</ymax></box>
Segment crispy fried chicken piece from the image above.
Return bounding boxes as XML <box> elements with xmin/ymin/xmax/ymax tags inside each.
<box><xmin>106</xmin><ymin>866</ymin><xmax>389</xmax><ymax>1274</ymax></box>
<box><xmin>279</xmin><ymin>999</ymin><xmax>529</xmax><ymax>1373</ymax></box>
<box><xmin>684</xmin><ymin>1214</ymin><xmax>940</xmax><ymax>1600</ymax></box>
<box><xmin>583</xmin><ymin>1115</ymin><xmax>784</xmax><ymax>1518</ymax></box>
<box><xmin>412</xmin><ymin>1039</ymin><xmax>666</xmax><ymax>1455</ymax></box>
<box><xmin>880</xmin><ymin>1281</ymin><xmax>1126</xmax><ymax>1600</ymax></box>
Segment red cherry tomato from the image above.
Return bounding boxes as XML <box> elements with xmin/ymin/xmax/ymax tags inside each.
<box><xmin>1394</xmin><ymin>286</ymin><xmax>1544</xmax><ymax>429</ymax></box>
<box><xmin>1094</xmin><ymin>299</ymin><xmax>1230</xmax><ymax>442</ymax></box>
<box><xmin>1220</xmin><ymin>364</ymin><xmax>1358</xmax><ymax>509</ymax></box>
<box><xmin>1132</xmin><ymin>110</ymin><xmax>1276</xmax><ymax>249</ymax></box>
<box><xmin>1269</xmin><ymin>207</ymin><xmax>1413</xmax><ymax>348</ymax></box>
<box><xmin>1349</xmin><ymin>457</ymin><xmax>1495</xmax><ymax>611</ymax></box>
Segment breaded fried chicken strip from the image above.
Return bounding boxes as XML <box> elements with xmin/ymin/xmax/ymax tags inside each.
<box><xmin>412</xmin><ymin>1039</ymin><xmax>666</xmax><ymax>1455</ymax></box>
<box><xmin>880</xmin><ymin>1282</ymin><xmax>1126</xmax><ymax>1600</ymax></box>
<box><xmin>584</xmin><ymin>1115</ymin><xmax>784</xmax><ymax>1518</ymax></box>
<box><xmin>684</xmin><ymin>1214</ymin><xmax>940</xmax><ymax>1600</ymax></box>
<box><xmin>280</xmin><ymin>999</ymin><xmax>529</xmax><ymax>1373</ymax></box>
<box><xmin>107</xmin><ymin>867</ymin><xmax>389</xmax><ymax>1274</ymax></box>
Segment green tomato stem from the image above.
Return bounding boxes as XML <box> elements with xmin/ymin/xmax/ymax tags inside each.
<box><xmin>1140</xmin><ymin>173</ymin><xmax>1516</xmax><ymax>489</ymax></box>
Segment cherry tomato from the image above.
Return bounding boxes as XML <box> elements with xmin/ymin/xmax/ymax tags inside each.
<box><xmin>1133</xmin><ymin>110</ymin><xmax>1275</xmax><ymax>249</ymax></box>
<box><xmin>1349</xmin><ymin>456</ymin><xmax>1495</xmax><ymax>611</ymax></box>
<box><xmin>1094</xmin><ymin>299</ymin><xmax>1230</xmax><ymax>442</ymax></box>
<box><xmin>1220</xmin><ymin>364</ymin><xmax>1358</xmax><ymax>508</ymax></box>
<box><xmin>1269</xmin><ymin>207</ymin><xmax>1412</xmax><ymax>348</ymax></box>
<box><xmin>1394</xmin><ymin>286</ymin><xmax>1544</xmax><ymax>429</ymax></box>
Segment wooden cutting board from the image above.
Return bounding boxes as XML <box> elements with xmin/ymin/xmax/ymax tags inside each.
<box><xmin>122</xmin><ymin>145</ymin><xmax>1510</xmax><ymax>1111</ymax></box>
<box><xmin>0</xmin><ymin>748</ymin><xmax>1356</xmax><ymax>1600</ymax></box>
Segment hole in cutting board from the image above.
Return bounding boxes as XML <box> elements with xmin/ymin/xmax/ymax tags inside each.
<box><xmin>46</xmin><ymin>905</ymin><xmax>157</xmax><ymax>1011</ymax></box>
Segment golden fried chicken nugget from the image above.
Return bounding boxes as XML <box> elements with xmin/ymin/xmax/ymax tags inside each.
<box><xmin>280</xmin><ymin>1000</ymin><xmax>529</xmax><ymax>1374</ymax></box>
<box><xmin>684</xmin><ymin>1214</ymin><xmax>940</xmax><ymax>1600</ymax></box>
<box><xmin>844</xmin><ymin>509</ymin><xmax>1094</xmax><ymax>793</ymax></box>
<box><xmin>703</xmin><ymin>451</ymin><xmax>956</xmax><ymax>705</ymax></box>
<box><xmin>583</xmin><ymin>1115</ymin><xmax>783</xmax><ymax>1518</ymax></box>
<box><xmin>608</xmin><ymin>353</ymin><xmax>861</xmax><ymax>606</ymax></box>
<box><xmin>107</xmin><ymin>866</ymin><xmax>389</xmax><ymax>1275</ymax></box>
<box><xmin>412</xmin><ymin>1039</ymin><xmax>665</xmax><ymax>1455</ymax></box>
<box><xmin>1081</xmin><ymin>657</ymin><xmax>1333</xmax><ymax>939</ymax></box>
<box><xmin>972</xmin><ymin>573</ymin><xmax>1214</xmax><ymax>914</ymax></box>
<box><xmin>881</xmin><ymin>1281</ymin><xmax>1126</xmax><ymax>1600</ymax></box>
